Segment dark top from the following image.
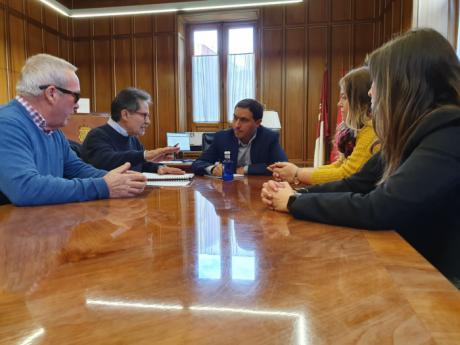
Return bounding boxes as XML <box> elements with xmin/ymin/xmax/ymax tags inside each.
<box><xmin>81</xmin><ymin>124</ymin><xmax>160</xmax><ymax>173</ymax></box>
<box><xmin>289</xmin><ymin>107</ymin><xmax>460</xmax><ymax>284</ymax></box>
<box><xmin>192</xmin><ymin>126</ymin><xmax>288</xmax><ymax>176</ymax></box>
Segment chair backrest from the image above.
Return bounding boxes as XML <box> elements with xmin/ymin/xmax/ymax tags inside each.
<box><xmin>61</xmin><ymin>114</ymin><xmax>109</xmax><ymax>143</ymax></box>
<box><xmin>202</xmin><ymin>132</ymin><xmax>215</xmax><ymax>151</ymax></box>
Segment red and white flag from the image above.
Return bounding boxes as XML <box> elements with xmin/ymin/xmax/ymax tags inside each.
<box><xmin>313</xmin><ymin>69</ymin><xmax>329</xmax><ymax>167</ymax></box>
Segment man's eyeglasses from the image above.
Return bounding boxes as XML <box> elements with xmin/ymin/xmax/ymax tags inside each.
<box><xmin>39</xmin><ymin>85</ymin><xmax>80</xmax><ymax>104</ymax></box>
<box><xmin>131</xmin><ymin>111</ymin><xmax>150</xmax><ymax>121</ymax></box>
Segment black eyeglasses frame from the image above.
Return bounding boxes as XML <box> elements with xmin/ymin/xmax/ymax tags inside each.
<box><xmin>39</xmin><ymin>85</ymin><xmax>81</xmax><ymax>104</ymax></box>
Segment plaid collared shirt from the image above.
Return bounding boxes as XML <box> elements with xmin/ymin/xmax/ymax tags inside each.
<box><xmin>16</xmin><ymin>96</ymin><xmax>54</xmax><ymax>135</ymax></box>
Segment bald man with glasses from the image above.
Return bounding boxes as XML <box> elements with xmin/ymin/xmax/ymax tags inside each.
<box><xmin>81</xmin><ymin>87</ymin><xmax>184</xmax><ymax>175</ymax></box>
<box><xmin>0</xmin><ymin>54</ymin><xmax>147</xmax><ymax>206</ymax></box>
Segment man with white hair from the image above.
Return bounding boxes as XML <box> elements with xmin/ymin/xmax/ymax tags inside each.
<box><xmin>0</xmin><ymin>53</ymin><xmax>146</xmax><ymax>206</ymax></box>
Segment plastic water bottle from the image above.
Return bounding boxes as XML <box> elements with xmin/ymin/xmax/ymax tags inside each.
<box><xmin>222</xmin><ymin>150</ymin><xmax>234</xmax><ymax>181</ymax></box>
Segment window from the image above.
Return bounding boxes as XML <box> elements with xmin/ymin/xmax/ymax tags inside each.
<box><xmin>457</xmin><ymin>17</ymin><xmax>460</xmax><ymax>58</ymax></box>
<box><xmin>189</xmin><ymin>23</ymin><xmax>257</xmax><ymax>128</ymax></box>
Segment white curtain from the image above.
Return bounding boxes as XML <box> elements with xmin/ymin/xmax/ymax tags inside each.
<box><xmin>192</xmin><ymin>55</ymin><xmax>220</xmax><ymax>122</ymax></box>
<box><xmin>227</xmin><ymin>53</ymin><xmax>255</xmax><ymax>121</ymax></box>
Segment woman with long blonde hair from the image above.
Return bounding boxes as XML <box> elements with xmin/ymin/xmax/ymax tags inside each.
<box><xmin>269</xmin><ymin>66</ymin><xmax>378</xmax><ymax>185</ymax></box>
<box><xmin>261</xmin><ymin>28</ymin><xmax>460</xmax><ymax>285</ymax></box>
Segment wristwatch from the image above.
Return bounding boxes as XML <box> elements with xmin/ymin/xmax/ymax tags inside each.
<box><xmin>287</xmin><ymin>192</ymin><xmax>302</xmax><ymax>209</ymax></box>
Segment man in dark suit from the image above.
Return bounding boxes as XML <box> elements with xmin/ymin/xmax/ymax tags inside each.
<box><xmin>192</xmin><ymin>99</ymin><xmax>288</xmax><ymax>176</ymax></box>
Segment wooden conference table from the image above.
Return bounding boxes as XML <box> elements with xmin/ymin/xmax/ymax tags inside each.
<box><xmin>0</xmin><ymin>177</ymin><xmax>459</xmax><ymax>344</ymax></box>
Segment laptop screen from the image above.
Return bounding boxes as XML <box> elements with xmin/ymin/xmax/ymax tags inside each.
<box><xmin>166</xmin><ymin>132</ymin><xmax>191</xmax><ymax>151</ymax></box>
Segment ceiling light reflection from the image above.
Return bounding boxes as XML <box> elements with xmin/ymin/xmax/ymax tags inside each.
<box><xmin>71</xmin><ymin>8</ymin><xmax>178</xmax><ymax>18</ymax></box>
<box><xmin>190</xmin><ymin>305</ymin><xmax>307</xmax><ymax>345</ymax></box>
<box><xmin>17</xmin><ymin>328</ymin><xmax>45</xmax><ymax>345</ymax></box>
<box><xmin>86</xmin><ymin>299</ymin><xmax>183</xmax><ymax>310</ymax></box>
<box><xmin>39</xmin><ymin>0</ymin><xmax>303</xmax><ymax>19</ymax></box>
<box><xmin>184</xmin><ymin>0</ymin><xmax>302</xmax><ymax>11</ymax></box>
<box><xmin>39</xmin><ymin>0</ymin><xmax>69</xmax><ymax>16</ymax></box>
<box><xmin>85</xmin><ymin>298</ymin><xmax>308</xmax><ymax>345</ymax></box>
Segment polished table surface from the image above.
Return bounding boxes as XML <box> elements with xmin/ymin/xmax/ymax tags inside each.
<box><xmin>0</xmin><ymin>177</ymin><xmax>459</xmax><ymax>344</ymax></box>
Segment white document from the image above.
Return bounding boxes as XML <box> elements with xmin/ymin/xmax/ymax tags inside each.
<box><xmin>143</xmin><ymin>173</ymin><xmax>194</xmax><ymax>180</ymax></box>
<box><xmin>147</xmin><ymin>180</ymin><xmax>191</xmax><ymax>187</ymax></box>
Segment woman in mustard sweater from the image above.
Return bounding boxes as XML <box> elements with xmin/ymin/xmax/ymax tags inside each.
<box><xmin>269</xmin><ymin>66</ymin><xmax>378</xmax><ymax>185</ymax></box>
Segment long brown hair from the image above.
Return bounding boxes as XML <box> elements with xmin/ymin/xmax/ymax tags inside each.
<box><xmin>368</xmin><ymin>28</ymin><xmax>460</xmax><ymax>182</ymax></box>
<box><xmin>339</xmin><ymin>66</ymin><xmax>372</xmax><ymax>131</ymax></box>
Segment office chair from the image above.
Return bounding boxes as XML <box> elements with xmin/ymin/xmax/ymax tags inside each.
<box><xmin>201</xmin><ymin>132</ymin><xmax>215</xmax><ymax>151</ymax></box>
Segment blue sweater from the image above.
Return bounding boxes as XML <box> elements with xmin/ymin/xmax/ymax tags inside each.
<box><xmin>0</xmin><ymin>100</ymin><xmax>109</xmax><ymax>206</ymax></box>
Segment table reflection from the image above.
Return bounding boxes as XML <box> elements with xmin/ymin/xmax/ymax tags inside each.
<box><xmin>194</xmin><ymin>189</ymin><xmax>256</xmax><ymax>282</ymax></box>
<box><xmin>0</xmin><ymin>199</ymin><xmax>149</xmax><ymax>293</ymax></box>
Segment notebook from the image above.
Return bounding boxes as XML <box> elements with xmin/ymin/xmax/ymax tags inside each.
<box><xmin>143</xmin><ymin>172</ymin><xmax>194</xmax><ymax>180</ymax></box>
<box><xmin>143</xmin><ymin>172</ymin><xmax>194</xmax><ymax>187</ymax></box>
<box><xmin>146</xmin><ymin>180</ymin><xmax>191</xmax><ymax>187</ymax></box>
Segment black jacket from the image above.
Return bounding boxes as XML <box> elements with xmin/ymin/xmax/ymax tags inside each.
<box><xmin>290</xmin><ymin>107</ymin><xmax>460</xmax><ymax>283</ymax></box>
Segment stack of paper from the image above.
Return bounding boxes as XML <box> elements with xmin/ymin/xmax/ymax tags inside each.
<box><xmin>143</xmin><ymin>172</ymin><xmax>194</xmax><ymax>187</ymax></box>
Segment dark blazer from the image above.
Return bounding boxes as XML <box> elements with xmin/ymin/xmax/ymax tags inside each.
<box><xmin>289</xmin><ymin>107</ymin><xmax>460</xmax><ymax>285</ymax></box>
<box><xmin>192</xmin><ymin>126</ymin><xmax>288</xmax><ymax>175</ymax></box>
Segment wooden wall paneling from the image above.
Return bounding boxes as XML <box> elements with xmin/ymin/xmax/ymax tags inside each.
<box><xmin>308</xmin><ymin>0</ymin><xmax>329</xmax><ymax>24</ymax></box>
<box><xmin>332</xmin><ymin>0</ymin><xmax>352</xmax><ymax>22</ymax></box>
<box><xmin>284</xmin><ymin>27</ymin><xmax>305</xmax><ymax>162</ymax></box>
<box><xmin>261</xmin><ymin>29</ymin><xmax>283</xmax><ymax>125</ymax></box>
<box><xmin>331</xmin><ymin>24</ymin><xmax>351</xmax><ymax>132</ymax></box>
<box><xmin>27</xmin><ymin>23</ymin><xmax>43</xmax><ymax>56</ymax></box>
<box><xmin>59</xmin><ymin>15</ymin><xmax>69</xmax><ymax>36</ymax></box>
<box><xmin>383</xmin><ymin>6</ymin><xmax>393</xmax><ymax>42</ymax></box>
<box><xmin>401</xmin><ymin>0</ymin><xmax>413</xmax><ymax>32</ymax></box>
<box><xmin>43</xmin><ymin>6</ymin><xmax>58</xmax><ymax>31</ymax></box>
<box><xmin>262</xmin><ymin>6</ymin><xmax>283</xmax><ymax>27</ymax></box>
<box><xmin>26</xmin><ymin>0</ymin><xmax>42</xmax><ymax>24</ymax></box>
<box><xmin>0</xmin><ymin>8</ymin><xmax>9</xmax><ymax>103</ymax></box>
<box><xmin>59</xmin><ymin>38</ymin><xmax>71</xmax><ymax>61</ymax></box>
<box><xmin>154</xmin><ymin>13</ymin><xmax>175</xmax><ymax>33</ymax></box>
<box><xmin>93</xmin><ymin>18</ymin><xmax>111</xmax><ymax>37</ymax></box>
<box><xmin>286</xmin><ymin>2</ymin><xmax>306</xmax><ymax>25</ymax></box>
<box><xmin>392</xmin><ymin>0</ymin><xmax>402</xmax><ymax>36</ymax></box>
<box><xmin>114</xmin><ymin>17</ymin><xmax>131</xmax><ymax>35</ymax></box>
<box><xmin>134</xmin><ymin>36</ymin><xmax>155</xmax><ymax>149</ymax></box>
<box><xmin>73</xmin><ymin>19</ymin><xmax>90</xmax><ymax>38</ymax></box>
<box><xmin>177</xmin><ymin>33</ymin><xmax>187</xmax><ymax>132</ymax></box>
<box><xmin>7</xmin><ymin>0</ymin><xmax>23</xmax><ymax>14</ymax></box>
<box><xmin>353</xmin><ymin>22</ymin><xmax>375</xmax><ymax>66</ymax></box>
<box><xmin>306</xmin><ymin>26</ymin><xmax>328</xmax><ymax>162</ymax></box>
<box><xmin>73</xmin><ymin>40</ymin><xmax>92</xmax><ymax>101</ymax></box>
<box><xmin>155</xmin><ymin>34</ymin><xmax>176</xmax><ymax>147</ymax></box>
<box><xmin>355</xmin><ymin>0</ymin><xmax>376</xmax><ymax>20</ymax></box>
<box><xmin>134</xmin><ymin>15</ymin><xmax>153</xmax><ymax>34</ymax></box>
<box><xmin>113</xmin><ymin>37</ymin><xmax>133</xmax><ymax>93</ymax></box>
<box><xmin>8</xmin><ymin>14</ymin><xmax>26</xmax><ymax>95</ymax></box>
<box><xmin>93</xmin><ymin>39</ymin><xmax>112</xmax><ymax>112</ymax></box>
<box><xmin>44</xmin><ymin>31</ymin><xmax>59</xmax><ymax>56</ymax></box>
